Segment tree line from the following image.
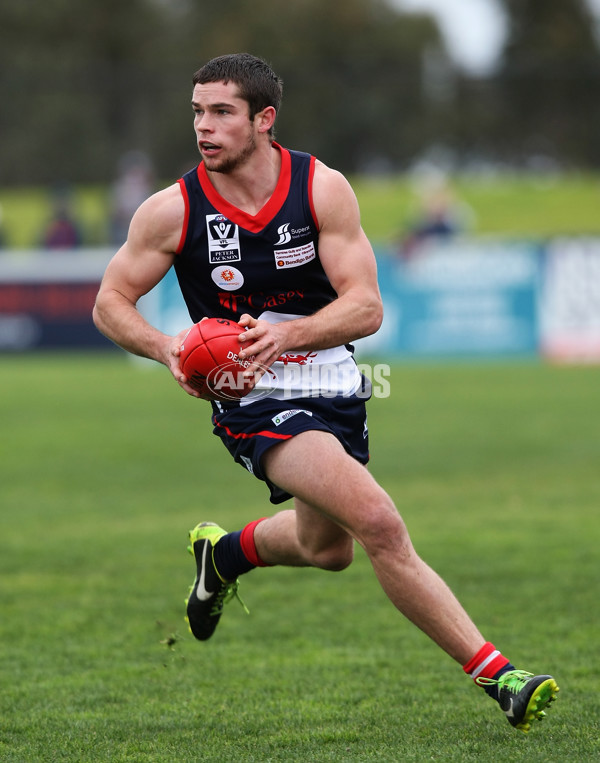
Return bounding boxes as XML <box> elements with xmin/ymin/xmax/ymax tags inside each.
<box><xmin>1</xmin><ymin>0</ymin><xmax>599</xmax><ymax>185</ymax></box>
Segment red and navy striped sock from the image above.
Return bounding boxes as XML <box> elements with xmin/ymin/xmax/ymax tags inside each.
<box><xmin>213</xmin><ymin>518</ymin><xmax>269</xmax><ymax>581</ymax></box>
<box><xmin>463</xmin><ymin>642</ymin><xmax>515</xmax><ymax>701</ymax></box>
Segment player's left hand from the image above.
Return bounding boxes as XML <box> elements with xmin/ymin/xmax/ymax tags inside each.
<box><xmin>236</xmin><ymin>314</ymin><xmax>286</xmax><ymax>378</ymax></box>
<box><xmin>168</xmin><ymin>326</ymin><xmax>202</xmax><ymax>398</ymax></box>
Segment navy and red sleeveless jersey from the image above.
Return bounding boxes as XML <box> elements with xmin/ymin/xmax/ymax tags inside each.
<box><xmin>174</xmin><ymin>143</ymin><xmax>337</xmax><ymax>323</ymax></box>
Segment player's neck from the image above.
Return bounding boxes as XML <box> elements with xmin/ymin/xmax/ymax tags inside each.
<box><xmin>205</xmin><ymin>142</ymin><xmax>281</xmax><ymax>216</ymax></box>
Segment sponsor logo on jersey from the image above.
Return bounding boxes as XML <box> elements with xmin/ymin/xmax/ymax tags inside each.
<box><xmin>217</xmin><ymin>289</ymin><xmax>305</xmax><ymax>312</ymax></box>
<box><xmin>278</xmin><ymin>352</ymin><xmax>318</xmax><ymax>365</ymax></box>
<box><xmin>206</xmin><ymin>214</ymin><xmax>241</xmax><ymax>263</ymax></box>
<box><xmin>274</xmin><ymin>241</ymin><xmax>316</xmax><ymax>270</ymax></box>
<box><xmin>275</xmin><ymin>223</ymin><xmax>292</xmax><ymax>246</ymax></box>
<box><xmin>274</xmin><ymin>222</ymin><xmax>311</xmax><ymax>247</ymax></box>
<box><xmin>211</xmin><ymin>265</ymin><xmax>244</xmax><ymax>291</ymax></box>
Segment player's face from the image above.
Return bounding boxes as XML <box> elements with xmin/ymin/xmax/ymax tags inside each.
<box><xmin>192</xmin><ymin>81</ymin><xmax>258</xmax><ymax>174</ymax></box>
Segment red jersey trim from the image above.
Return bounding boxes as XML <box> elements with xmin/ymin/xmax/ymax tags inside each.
<box><xmin>176</xmin><ymin>178</ymin><xmax>190</xmax><ymax>254</ymax></box>
<box><xmin>196</xmin><ymin>142</ymin><xmax>292</xmax><ymax>234</ymax></box>
<box><xmin>307</xmin><ymin>155</ymin><xmax>319</xmax><ymax>228</ymax></box>
<box><xmin>213</xmin><ymin>418</ymin><xmax>293</xmax><ymax>442</ymax></box>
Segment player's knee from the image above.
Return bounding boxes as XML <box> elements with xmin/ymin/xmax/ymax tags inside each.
<box><xmin>307</xmin><ymin>539</ymin><xmax>354</xmax><ymax>571</ymax></box>
<box><xmin>359</xmin><ymin>501</ymin><xmax>412</xmax><ymax>560</ymax></box>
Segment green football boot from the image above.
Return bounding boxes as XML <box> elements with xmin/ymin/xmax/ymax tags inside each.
<box><xmin>185</xmin><ymin>522</ymin><xmax>247</xmax><ymax>641</ymax></box>
<box><xmin>477</xmin><ymin>670</ymin><xmax>559</xmax><ymax>733</ymax></box>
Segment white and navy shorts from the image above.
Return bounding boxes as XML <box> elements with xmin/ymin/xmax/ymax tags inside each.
<box><xmin>211</xmin><ymin>389</ymin><xmax>371</xmax><ymax>504</ymax></box>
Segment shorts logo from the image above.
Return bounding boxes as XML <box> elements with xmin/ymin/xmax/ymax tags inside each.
<box><xmin>211</xmin><ymin>265</ymin><xmax>244</xmax><ymax>291</ymax></box>
<box><xmin>274</xmin><ymin>241</ymin><xmax>316</xmax><ymax>270</ymax></box>
<box><xmin>272</xmin><ymin>409</ymin><xmax>313</xmax><ymax>426</ymax></box>
<box><xmin>206</xmin><ymin>214</ymin><xmax>241</xmax><ymax>263</ymax></box>
<box><xmin>240</xmin><ymin>455</ymin><xmax>254</xmax><ymax>474</ymax></box>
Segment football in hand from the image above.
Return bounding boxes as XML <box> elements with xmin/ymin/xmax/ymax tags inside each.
<box><xmin>179</xmin><ymin>318</ymin><xmax>255</xmax><ymax>400</ymax></box>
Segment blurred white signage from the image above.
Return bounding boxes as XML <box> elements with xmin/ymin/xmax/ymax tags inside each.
<box><xmin>540</xmin><ymin>238</ymin><xmax>600</xmax><ymax>363</ymax></box>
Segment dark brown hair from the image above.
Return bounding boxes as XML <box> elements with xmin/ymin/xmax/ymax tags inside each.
<box><xmin>193</xmin><ymin>53</ymin><xmax>283</xmax><ymax>137</ymax></box>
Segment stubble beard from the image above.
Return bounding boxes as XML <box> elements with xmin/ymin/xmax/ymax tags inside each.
<box><xmin>203</xmin><ymin>132</ymin><xmax>257</xmax><ymax>175</ymax></box>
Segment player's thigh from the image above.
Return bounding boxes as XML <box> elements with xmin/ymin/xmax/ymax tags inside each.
<box><xmin>263</xmin><ymin>429</ymin><xmax>400</xmax><ymax>544</ymax></box>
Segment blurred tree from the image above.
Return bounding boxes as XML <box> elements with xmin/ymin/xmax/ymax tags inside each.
<box><xmin>493</xmin><ymin>0</ymin><xmax>600</xmax><ymax>167</ymax></box>
<box><xmin>3</xmin><ymin>0</ymin><xmax>600</xmax><ymax>186</ymax></box>
<box><xmin>0</xmin><ymin>0</ymin><xmax>446</xmax><ymax>183</ymax></box>
<box><xmin>166</xmin><ymin>0</ymin><xmax>446</xmax><ymax>173</ymax></box>
<box><xmin>0</xmin><ymin>0</ymin><xmax>165</xmax><ymax>184</ymax></box>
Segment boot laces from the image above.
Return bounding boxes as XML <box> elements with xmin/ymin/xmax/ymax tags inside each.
<box><xmin>211</xmin><ymin>579</ymin><xmax>249</xmax><ymax>617</ymax></box>
<box><xmin>475</xmin><ymin>669</ymin><xmax>534</xmax><ymax>692</ymax></box>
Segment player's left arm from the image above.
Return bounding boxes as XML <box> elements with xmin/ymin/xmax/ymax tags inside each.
<box><xmin>238</xmin><ymin>161</ymin><xmax>383</xmax><ymax>368</ymax></box>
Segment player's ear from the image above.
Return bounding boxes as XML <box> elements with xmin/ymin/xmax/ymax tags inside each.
<box><xmin>255</xmin><ymin>106</ymin><xmax>276</xmax><ymax>135</ymax></box>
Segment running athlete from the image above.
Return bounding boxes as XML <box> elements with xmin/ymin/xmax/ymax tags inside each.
<box><xmin>93</xmin><ymin>53</ymin><xmax>559</xmax><ymax>733</ymax></box>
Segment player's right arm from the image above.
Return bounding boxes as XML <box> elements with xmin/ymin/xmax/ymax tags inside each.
<box><xmin>93</xmin><ymin>184</ymin><xmax>196</xmax><ymax>392</ymax></box>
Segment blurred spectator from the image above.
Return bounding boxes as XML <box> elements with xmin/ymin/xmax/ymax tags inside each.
<box><xmin>110</xmin><ymin>150</ymin><xmax>155</xmax><ymax>246</ymax></box>
<box><xmin>41</xmin><ymin>187</ymin><xmax>83</xmax><ymax>250</ymax></box>
<box><xmin>399</xmin><ymin>170</ymin><xmax>475</xmax><ymax>258</ymax></box>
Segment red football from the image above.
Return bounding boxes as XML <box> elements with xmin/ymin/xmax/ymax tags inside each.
<box><xmin>179</xmin><ymin>318</ymin><xmax>254</xmax><ymax>400</ymax></box>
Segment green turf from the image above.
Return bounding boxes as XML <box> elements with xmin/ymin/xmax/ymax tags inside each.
<box><xmin>1</xmin><ymin>354</ymin><xmax>598</xmax><ymax>761</ymax></box>
<box><xmin>2</xmin><ymin>173</ymin><xmax>600</xmax><ymax>248</ymax></box>
<box><xmin>352</xmin><ymin>172</ymin><xmax>600</xmax><ymax>243</ymax></box>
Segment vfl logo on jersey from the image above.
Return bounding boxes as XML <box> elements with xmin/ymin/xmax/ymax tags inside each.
<box><xmin>206</xmin><ymin>214</ymin><xmax>241</xmax><ymax>263</ymax></box>
<box><xmin>211</xmin><ymin>265</ymin><xmax>244</xmax><ymax>291</ymax></box>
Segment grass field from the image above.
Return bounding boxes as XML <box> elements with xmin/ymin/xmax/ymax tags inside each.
<box><xmin>2</xmin><ymin>173</ymin><xmax>600</xmax><ymax>248</ymax></box>
<box><xmin>1</xmin><ymin>354</ymin><xmax>599</xmax><ymax>761</ymax></box>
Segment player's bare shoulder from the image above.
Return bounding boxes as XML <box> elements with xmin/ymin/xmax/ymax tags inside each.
<box><xmin>311</xmin><ymin>159</ymin><xmax>361</xmax><ymax>230</ymax></box>
<box><xmin>127</xmin><ymin>182</ymin><xmax>187</xmax><ymax>254</ymax></box>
